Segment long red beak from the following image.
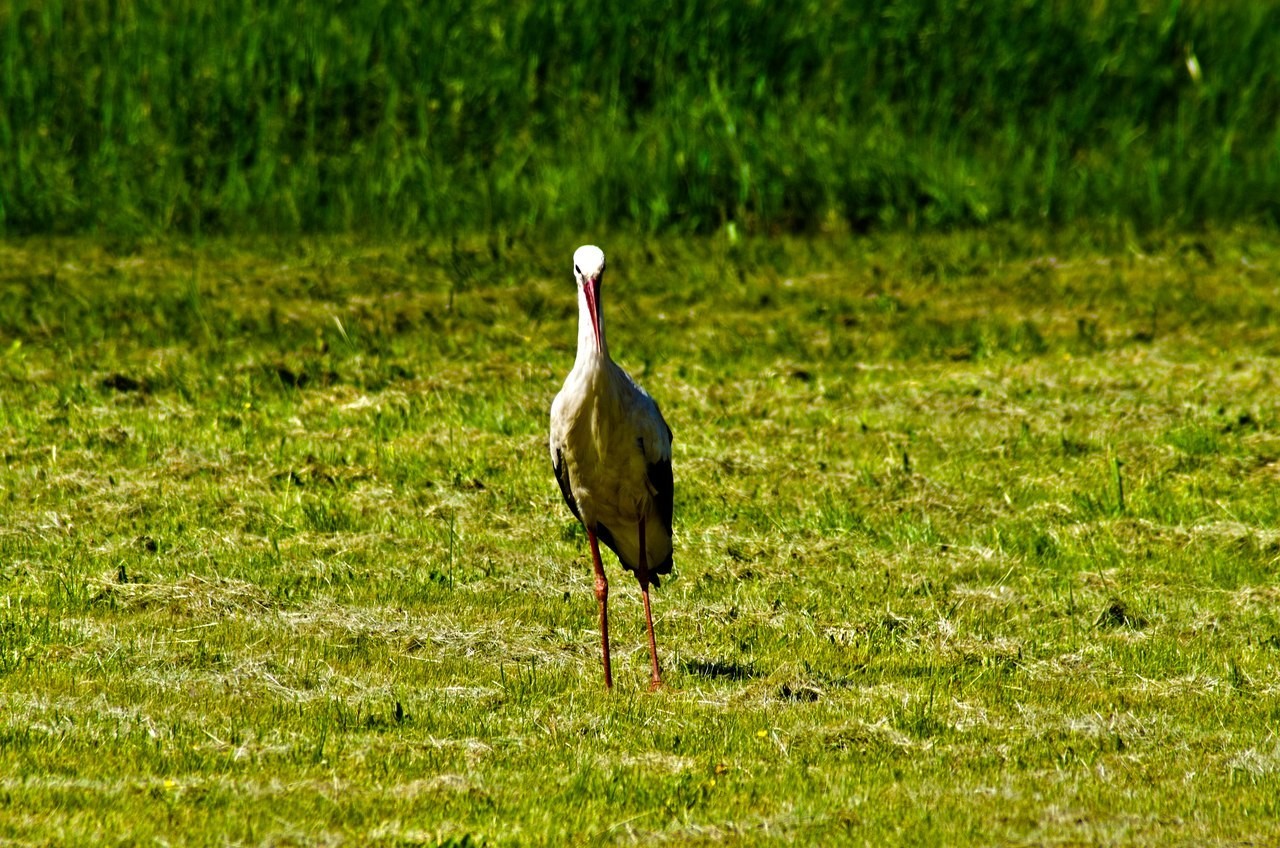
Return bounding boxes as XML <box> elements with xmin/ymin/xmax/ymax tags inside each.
<box><xmin>582</xmin><ymin>275</ymin><xmax>602</xmax><ymax>351</ymax></box>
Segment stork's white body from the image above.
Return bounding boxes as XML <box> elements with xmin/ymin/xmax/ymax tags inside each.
<box><xmin>550</xmin><ymin>352</ymin><xmax>672</xmax><ymax>576</ymax></box>
<box><xmin>549</xmin><ymin>245</ymin><xmax>674</xmax><ymax>689</ymax></box>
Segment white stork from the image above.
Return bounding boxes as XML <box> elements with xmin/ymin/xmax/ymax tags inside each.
<box><xmin>549</xmin><ymin>245</ymin><xmax>674</xmax><ymax>690</ymax></box>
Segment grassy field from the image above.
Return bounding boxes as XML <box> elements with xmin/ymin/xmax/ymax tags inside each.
<box><xmin>4</xmin><ymin>1</ymin><xmax>1280</xmax><ymax>235</ymax></box>
<box><xmin>1</xmin><ymin>227</ymin><xmax>1278</xmax><ymax>844</ymax></box>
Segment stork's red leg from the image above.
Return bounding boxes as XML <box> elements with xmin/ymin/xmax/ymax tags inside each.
<box><xmin>587</xmin><ymin>527</ymin><xmax>613</xmax><ymax>690</ymax></box>
<box><xmin>637</xmin><ymin>516</ymin><xmax>663</xmax><ymax>690</ymax></box>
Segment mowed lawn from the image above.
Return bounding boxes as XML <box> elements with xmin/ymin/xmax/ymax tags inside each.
<box><xmin>1</xmin><ymin>230</ymin><xmax>1278</xmax><ymax>845</ymax></box>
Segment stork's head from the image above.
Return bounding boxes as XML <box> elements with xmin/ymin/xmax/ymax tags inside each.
<box><xmin>573</xmin><ymin>245</ymin><xmax>606</xmax><ymax>286</ymax></box>
<box><xmin>573</xmin><ymin>245</ymin><xmax>606</xmax><ymax>351</ymax></box>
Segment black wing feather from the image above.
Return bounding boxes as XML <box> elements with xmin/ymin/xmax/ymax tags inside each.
<box><xmin>648</xmin><ymin>455</ymin><xmax>674</xmax><ymax>536</ymax></box>
<box><xmin>552</xmin><ymin>448</ymin><xmax>582</xmax><ymax>523</ymax></box>
<box><xmin>644</xmin><ymin>417</ymin><xmax>675</xmax><ymax>586</ymax></box>
<box><xmin>651</xmin><ymin>419</ymin><xmax>675</xmax><ymax>534</ymax></box>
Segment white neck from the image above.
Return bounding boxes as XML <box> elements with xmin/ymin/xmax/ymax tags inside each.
<box><xmin>575</xmin><ymin>283</ymin><xmax>609</xmax><ymax>367</ymax></box>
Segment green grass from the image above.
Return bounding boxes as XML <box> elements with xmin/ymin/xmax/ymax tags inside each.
<box><xmin>1</xmin><ymin>227</ymin><xmax>1279</xmax><ymax>844</ymax></box>
<box><xmin>3</xmin><ymin>1</ymin><xmax>1280</xmax><ymax>235</ymax></box>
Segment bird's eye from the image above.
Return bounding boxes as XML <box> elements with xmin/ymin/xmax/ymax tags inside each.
<box><xmin>575</xmin><ymin>265</ymin><xmax>581</xmax><ymax>275</ymax></box>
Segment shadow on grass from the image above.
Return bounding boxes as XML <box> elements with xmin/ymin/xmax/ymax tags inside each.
<box><xmin>682</xmin><ymin>658</ymin><xmax>758</xmax><ymax>681</ymax></box>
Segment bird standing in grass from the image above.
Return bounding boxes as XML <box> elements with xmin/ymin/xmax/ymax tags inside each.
<box><xmin>550</xmin><ymin>245</ymin><xmax>674</xmax><ymax>691</ymax></box>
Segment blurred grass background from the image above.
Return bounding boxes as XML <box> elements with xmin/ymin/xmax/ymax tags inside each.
<box><xmin>2</xmin><ymin>0</ymin><xmax>1279</xmax><ymax>236</ymax></box>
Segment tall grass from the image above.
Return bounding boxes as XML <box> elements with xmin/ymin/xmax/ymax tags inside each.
<box><xmin>2</xmin><ymin>0</ymin><xmax>1279</xmax><ymax>235</ymax></box>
